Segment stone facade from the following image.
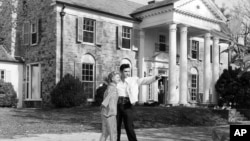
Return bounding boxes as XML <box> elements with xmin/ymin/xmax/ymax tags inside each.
<box><xmin>16</xmin><ymin>1</ymin><xmax>138</xmax><ymax>107</ymax></box>
<box><xmin>16</xmin><ymin>0</ymin><xmax>58</xmax><ymax>107</ymax></box>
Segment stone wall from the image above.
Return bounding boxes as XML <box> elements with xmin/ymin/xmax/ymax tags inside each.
<box><xmin>57</xmin><ymin>6</ymin><xmax>138</xmax><ymax>95</ymax></box>
<box><xmin>15</xmin><ymin>0</ymin><xmax>57</xmax><ymax>107</ymax></box>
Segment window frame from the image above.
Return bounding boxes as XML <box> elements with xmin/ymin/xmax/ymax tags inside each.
<box><xmin>122</xmin><ymin>26</ymin><xmax>132</xmax><ymax>49</ymax></box>
<box><xmin>81</xmin><ymin>63</ymin><xmax>95</xmax><ymax>100</ymax></box>
<box><xmin>30</xmin><ymin>20</ymin><xmax>39</xmax><ymax>45</ymax></box>
<box><xmin>22</xmin><ymin>19</ymin><xmax>39</xmax><ymax>46</ymax></box>
<box><xmin>25</xmin><ymin>63</ymin><xmax>42</xmax><ymax>101</ymax></box>
<box><xmin>191</xmin><ymin>74</ymin><xmax>198</xmax><ymax>101</ymax></box>
<box><xmin>158</xmin><ymin>34</ymin><xmax>168</xmax><ymax>52</ymax></box>
<box><xmin>191</xmin><ymin>40</ymin><xmax>199</xmax><ymax>59</ymax></box>
<box><xmin>82</xmin><ymin>18</ymin><xmax>96</xmax><ymax>44</ymax></box>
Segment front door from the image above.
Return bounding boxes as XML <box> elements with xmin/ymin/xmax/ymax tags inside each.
<box><xmin>31</xmin><ymin>64</ymin><xmax>40</xmax><ymax>99</ymax></box>
<box><xmin>26</xmin><ymin>64</ymin><xmax>41</xmax><ymax>100</ymax></box>
<box><xmin>158</xmin><ymin>76</ymin><xmax>168</xmax><ymax>104</ymax></box>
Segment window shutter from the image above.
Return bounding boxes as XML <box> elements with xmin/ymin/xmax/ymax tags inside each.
<box><xmin>197</xmin><ymin>42</ymin><xmax>200</xmax><ymax>60</ymax></box>
<box><xmin>6</xmin><ymin>71</ymin><xmax>11</xmax><ymax>83</ymax></box>
<box><xmin>155</xmin><ymin>43</ymin><xmax>159</xmax><ymax>52</ymax></box>
<box><xmin>188</xmin><ymin>39</ymin><xmax>192</xmax><ymax>59</ymax></box>
<box><xmin>210</xmin><ymin>45</ymin><xmax>213</xmax><ymax>63</ymax></box>
<box><xmin>219</xmin><ymin>45</ymin><xmax>223</xmax><ymax>64</ymax></box>
<box><xmin>23</xmin><ymin>22</ymin><xmax>30</xmax><ymax>45</ymax></box>
<box><xmin>199</xmin><ymin>41</ymin><xmax>204</xmax><ymax>61</ymax></box>
<box><xmin>188</xmin><ymin>72</ymin><xmax>192</xmax><ymax>101</ymax></box>
<box><xmin>38</xmin><ymin>19</ymin><xmax>42</xmax><ymax>44</ymax></box>
<box><xmin>132</xmin><ymin>28</ymin><xmax>139</xmax><ymax>51</ymax></box>
<box><xmin>77</xmin><ymin>17</ymin><xmax>83</xmax><ymax>43</ymax></box>
<box><xmin>95</xmin><ymin>21</ymin><xmax>103</xmax><ymax>46</ymax></box>
<box><xmin>116</xmin><ymin>26</ymin><xmax>122</xmax><ymax>49</ymax></box>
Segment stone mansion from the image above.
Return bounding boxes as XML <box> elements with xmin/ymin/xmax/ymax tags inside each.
<box><xmin>1</xmin><ymin>0</ymin><xmax>230</xmax><ymax>107</ymax></box>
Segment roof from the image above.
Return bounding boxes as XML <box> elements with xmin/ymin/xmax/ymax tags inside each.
<box><xmin>131</xmin><ymin>0</ymin><xmax>179</xmax><ymax>15</ymax></box>
<box><xmin>0</xmin><ymin>45</ymin><xmax>23</xmax><ymax>63</ymax></box>
<box><xmin>0</xmin><ymin>45</ymin><xmax>15</xmax><ymax>62</ymax></box>
<box><xmin>56</xmin><ymin>0</ymin><xmax>144</xmax><ymax>19</ymax></box>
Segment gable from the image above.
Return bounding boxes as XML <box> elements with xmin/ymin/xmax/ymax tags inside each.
<box><xmin>175</xmin><ymin>0</ymin><xmax>224</xmax><ymax>21</ymax></box>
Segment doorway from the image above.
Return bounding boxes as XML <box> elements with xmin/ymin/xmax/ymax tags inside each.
<box><xmin>158</xmin><ymin>76</ymin><xmax>168</xmax><ymax>104</ymax></box>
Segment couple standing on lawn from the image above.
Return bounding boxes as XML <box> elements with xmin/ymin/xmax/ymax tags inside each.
<box><xmin>99</xmin><ymin>64</ymin><xmax>161</xmax><ymax>141</ymax></box>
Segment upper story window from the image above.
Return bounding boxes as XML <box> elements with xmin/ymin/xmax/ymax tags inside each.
<box><xmin>23</xmin><ymin>20</ymin><xmax>39</xmax><ymax>45</ymax></box>
<box><xmin>0</xmin><ymin>70</ymin><xmax>5</xmax><ymax>81</ymax></box>
<box><xmin>31</xmin><ymin>22</ymin><xmax>38</xmax><ymax>45</ymax></box>
<box><xmin>192</xmin><ymin>40</ymin><xmax>199</xmax><ymax>59</ymax></box>
<box><xmin>122</xmin><ymin>26</ymin><xmax>131</xmax><ymax>49</ymax></box>
<box><xmin>159</xmin><ymin>35</ymin><xmax>167</xmax><ymax>52</ymax></box>
<box><xmin>83</xmin><ymin>18</ymin><xmax>95</xmax><ymax>43</ymax></box>
<box><xmin>155</xmin><ymin>35</ymin><xmax>168</xmax><ymax>52</ymax></box>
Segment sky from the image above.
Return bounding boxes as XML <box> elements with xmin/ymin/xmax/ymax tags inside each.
<box><xmin>128</xmin><ymin>0</ymin><xmax>238</xmax><ymax>8</ymax></box>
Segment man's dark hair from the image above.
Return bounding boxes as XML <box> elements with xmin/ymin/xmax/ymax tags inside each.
<box><xmin>120</xmin><ymin>64</ymin><xmax>130</xmax><ymax>72</ymax></box>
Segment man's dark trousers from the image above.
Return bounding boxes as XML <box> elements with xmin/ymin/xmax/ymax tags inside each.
<box><xmin>117</xmin><ymin>97</ymin><xmax>137</xmax><ymax>141</ymax></box>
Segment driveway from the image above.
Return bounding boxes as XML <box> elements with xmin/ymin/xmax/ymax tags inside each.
<box><xmin>0</xmin><ymin>126</ymin><xmax>229</xmax><ymax>141</ymax></box>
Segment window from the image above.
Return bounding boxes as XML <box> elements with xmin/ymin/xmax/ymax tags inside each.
<box><xmin>158</xmin><ymin>35</ymin><xmax>168</xmax><ymax>52</ymax></box>
<box><xmin>0</xmin><ymin>70</ymin><xmax>5</xmax><ymax>81</ymax></box>
<box><xmin>31</xmin><ymin>22</ymin><xmax>38</xmax><ymax>45</ymax></box>
<box><xmin>23</xmin><ymin>20</ymin><xmax>39</xmax><ymax>45</ymax></box>
<box><xmin>190</xmin><ymin>68</ymin><xmax>198</xmax><ymax>102</ymax></box>
<box><xmin>83</xmin><ymin>18</ymin><xmax>95</xmax><ymax>43</ymax></box>
<box><xmin>191</xmin><ymin>40</ymin><xmax>199</xmax><ymax>59</ymax></box>
<box><xmin>122</xmin><ymin>26</ymin><xmax>131</xmax><ymax>49</ymax></box>
<box><xmin>82</xmin><ymin>63</ymin><xmax>94</xmax><ymax>99</ymax></box>
<box><xmin>191</xmin><ymin>74</ymin><xmax>197</xmax><ymax>101</ymax></box>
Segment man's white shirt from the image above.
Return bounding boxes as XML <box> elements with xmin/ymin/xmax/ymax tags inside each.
<box><xmin>116</xmin><ymin>76</ymin><xmax>157</xmax><ymax>104</ymax></box>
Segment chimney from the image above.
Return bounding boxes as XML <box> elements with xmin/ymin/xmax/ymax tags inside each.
<box><xmin>148</xmin><ymin>0</ymin><xmax>155</xmax><ymax>4</ymax></box>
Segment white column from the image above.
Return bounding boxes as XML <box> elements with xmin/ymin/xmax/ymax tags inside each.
<box><xmin>168</xmin><ymin>24</ymin><xmax>178</xmax><ymax>105</ymax></box>
<box><xmin>138</xmin><ymin>30</ymin><xmax>146</xmax><ymax>103</ymax></box>
<box><xmin>179</xmin><ymin>26</ymin><xmax>188</xmax><ymax>105</ymax></box>
<box><xmin>203</xmin><ymin>33</ymin><xmax>211</xmax><ymax>103</ymax></box>
<box><xmin>212</xmin><ymin>37</ymin><xmax>220</xmax><ymax>104</ymax></box>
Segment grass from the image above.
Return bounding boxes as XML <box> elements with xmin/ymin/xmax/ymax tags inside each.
<box><xmin>0</xmin><ymin>106</ymin><xmax>229</xmax><ymax>138</ymax></box>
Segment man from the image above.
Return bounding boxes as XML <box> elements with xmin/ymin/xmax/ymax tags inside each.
<box><xmin>117</xmin><ymin>64</ymin><xmax>161</xmax><ymax>141</ymax></box>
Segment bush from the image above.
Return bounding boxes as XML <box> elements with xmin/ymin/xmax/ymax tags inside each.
<box><xmin>51</xmin><ymin>74</ymin><xmax>86</xmax><ymax>108</ymax></box>
<box><xmin>0</xmin><ymin>80</ymin><xmax>18</xmax><ymax>107</ymax></box>
<box><xmin>215</xmin><ymin>67</ymin><xmax>250</xmax><ymax>108</ymax></box>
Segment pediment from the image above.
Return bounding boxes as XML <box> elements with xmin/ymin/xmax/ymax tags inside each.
<box><xmin>175</xmin><ymin>0</ymin><xmax>226</xmax><ymax>21</ymax></box>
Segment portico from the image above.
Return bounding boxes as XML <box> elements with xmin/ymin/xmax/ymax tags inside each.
<box><xmin>131</xmin><ymin>0</ymin><xmax>229</xmax><ymax>105</ymax></box>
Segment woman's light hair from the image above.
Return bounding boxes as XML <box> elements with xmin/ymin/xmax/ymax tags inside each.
<box><xmin>107</xmin><ymin>71</ymin><xmax>120</xmax><ymax>84</ymax></box>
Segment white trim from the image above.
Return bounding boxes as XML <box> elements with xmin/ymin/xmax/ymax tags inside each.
<box><xmin>30</xmin><ymin>20</ymin><xmax>39</xmax><ymax>46</ymax></box>
<box><xmin>25</xmin><ymin>63</ymin><xmax>41</xmax><ymax>100</ymax></box>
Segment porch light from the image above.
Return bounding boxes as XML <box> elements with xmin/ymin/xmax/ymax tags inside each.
<box><xmin>176</xmin><ymin>54</ymin><xmax>180</xmax><ymax>64</ymax></box>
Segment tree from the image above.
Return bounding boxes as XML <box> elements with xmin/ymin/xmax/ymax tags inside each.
<box><xmin>0</xmin><ymin>0</ymin><xmax>16</xmax><ymax>52</ymax></box>
<box><xmin>219</xmin><ymin>0</ymin><xmax>250</xmax><ymax>77</ymax></box>
<box><xmin>0</xmin><ymin>0</ymin><xmax>54</xmax><ymax>53</ymax></box>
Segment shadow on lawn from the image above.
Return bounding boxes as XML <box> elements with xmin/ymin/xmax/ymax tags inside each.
<box><xmin>10</xmin><ymin>106</ymin><xmax>102</xmax><ymax>130</ymax></box>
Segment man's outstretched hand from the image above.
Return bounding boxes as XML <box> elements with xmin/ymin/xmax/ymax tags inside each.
<box><xmin>155</xmin><ymin>74</ymin><xmax>162</xmax><ymax>80</ymax></box>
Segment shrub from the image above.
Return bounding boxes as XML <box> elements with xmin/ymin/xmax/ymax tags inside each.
<box><xmin>215</xmin><ymin>67</ymin><xmax>250</xmax><ymax>108</ymax></box>
<box><xmin>0</xmin><ymin>80</ymin><xmax>18</xmax><ymax>107</ymax></box>
<box><xmin>51</xmin><ymin>74</ymin><xmax>86</xmax><ymax>108</ymax></box>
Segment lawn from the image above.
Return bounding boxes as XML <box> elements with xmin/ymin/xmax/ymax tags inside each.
<box><xmin>0</xmin><ymin>106</ymin><xmax>229</xmax><ymax>138</ymax></box>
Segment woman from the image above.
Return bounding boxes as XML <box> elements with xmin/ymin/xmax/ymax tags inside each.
<box><xmin>99</xmin><ymin>71</ymin><xmax>120</xmax><ymax>141</ymax></box>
